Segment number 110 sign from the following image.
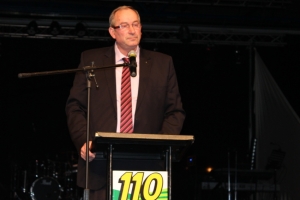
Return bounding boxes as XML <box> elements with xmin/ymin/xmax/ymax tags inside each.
<box><xmin>112</xmin><ymin>171</ymin><xmax>168</xmax><ymax>200</ymax></box>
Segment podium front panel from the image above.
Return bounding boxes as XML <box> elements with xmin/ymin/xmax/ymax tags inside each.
<box><xmin>112</xmin><ymin>170</ymin><xmax>168</xmax><ymax>200</ymax></box>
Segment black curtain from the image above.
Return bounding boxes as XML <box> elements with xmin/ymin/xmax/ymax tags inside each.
<box><xmin>255</xmin><ymin>49</ymin><xmax>300</xmax><ymax>200</ymax></box>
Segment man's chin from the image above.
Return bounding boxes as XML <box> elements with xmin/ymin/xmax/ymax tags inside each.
<box><xmin>127</xmin><ymin>39</ymin><xmax>140</xmax><ymax>44</ymax></box>
<box><xmin>126</xmin><ymin>43</ymin><xmax>139</xmax><ymax>49</ymax></box>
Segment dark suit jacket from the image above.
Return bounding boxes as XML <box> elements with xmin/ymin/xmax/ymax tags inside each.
<box><xmin>66</xmin><ymin>46</ymin><xmax>185</xmax><ymax>190</ymax></box>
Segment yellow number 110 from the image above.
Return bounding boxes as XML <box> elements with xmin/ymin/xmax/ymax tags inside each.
<box><xmin>119</xmin><ymin>172</ymin><xmax>163</xmax><ymax>200</ymax></box>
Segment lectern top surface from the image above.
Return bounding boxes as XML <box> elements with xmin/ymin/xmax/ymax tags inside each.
<box><xmin>95</xmin><ymin>132</ymin><xmax>194</xmax><ymax>141</ymax></box>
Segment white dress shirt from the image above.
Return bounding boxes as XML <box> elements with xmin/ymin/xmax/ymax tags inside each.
<box><xmin>114</xmin><ymin>44</ymin><xmax>140</xmax><ymax>132</ymax></box>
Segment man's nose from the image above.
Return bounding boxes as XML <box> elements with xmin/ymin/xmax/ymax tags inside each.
<box><xmin>128</xmin><ymin>25</ymin><xmax>136</xmax><ymax>33</ymax></box>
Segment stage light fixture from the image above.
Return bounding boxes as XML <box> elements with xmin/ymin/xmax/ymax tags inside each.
<box><xmin>235</xmin><ymin>47</ymin><xmax>242</xmax><ymax>65</ymax></box>
<box><xmin>206</xmin><ymin>167</ymin><xmax>213</xmax><ymax>173</ymax></box>
<box><xmin>178</xmin><ymin>25</ymin><xmax>192</xmax><ymax>43</ymax></box>
<box><xmin>27</xmin><ymin>20</ymin><xmax>38</xmax><ymax>36</ymax></box>
<box><xmin>49</xmin><ymin>21</ymin><xmax>61</xmax><ymax>36</ymax></box>
<box><xmin>75</xmin><ymin>22</ymin><xmax>87</xmax><ymax>37</ymax></box>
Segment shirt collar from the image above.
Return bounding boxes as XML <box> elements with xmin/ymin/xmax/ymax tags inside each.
<box><xmin>114</xmin><ymin>43</ymin><xmax>140</xmax><ymax>63</ymax></box>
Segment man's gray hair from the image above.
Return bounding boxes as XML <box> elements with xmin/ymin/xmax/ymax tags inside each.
<box><xmin>109</xmin><ymin>5</ymin><xmax>141</xmax><ymax>27</ymax></box>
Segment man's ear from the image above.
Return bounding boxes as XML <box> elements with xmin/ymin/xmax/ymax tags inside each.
<box><xmin>108</xmin><ymin>27</ymin><xmax>116</xmax><ymax>39</ymax></box>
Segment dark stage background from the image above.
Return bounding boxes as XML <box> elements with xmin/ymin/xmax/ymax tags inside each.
<box><xmin>1</xmin><ymin>0</ymin><xmax>300</xmax><ymax>199</ymax></box>
<box><xmin>1</xmin><ymin>37</ymin><xmax>300</xmax><ymax>199</ymax></box>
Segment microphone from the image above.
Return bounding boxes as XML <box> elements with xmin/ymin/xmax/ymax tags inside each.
<box><xmin>128</xmin><ymin>50</ymin><xmax>137</xmax><ymax>77</ymax></box>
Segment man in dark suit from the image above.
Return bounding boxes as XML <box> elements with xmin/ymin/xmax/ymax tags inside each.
<box><xmin>66</xmin><ymin>5</ymin><xmax>185</xmax><ymax>199</ymax></box>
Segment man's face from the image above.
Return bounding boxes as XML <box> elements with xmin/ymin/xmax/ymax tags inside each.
<box><xmin>108</xmin><ymin>9</ymin><xmax>142</xmax><ymax>55</ymax></box>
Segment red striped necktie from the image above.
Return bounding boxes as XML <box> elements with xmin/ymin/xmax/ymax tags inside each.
<box><xmin>120</xmin><ymin>58</ymin><xmax>133</xmax><ymax>133</ymax></box>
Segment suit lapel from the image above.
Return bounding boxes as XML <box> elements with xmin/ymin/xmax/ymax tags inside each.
<box><xmin>103</xmin><ymin>46</ymin><xmax>117</xmax><ymax>113</ymax></box>
<box><xmin>136</xmin><ymin>49</ymin><xmax>151</xmax><ymax>111</ymax></box>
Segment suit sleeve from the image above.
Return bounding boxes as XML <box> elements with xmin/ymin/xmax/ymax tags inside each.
<box><xmin>160</xmin><ymin>57</ymin><xmax>185</xmax><ymax>134</ymax></box>
<box><xmin>65</xmin><ymin>52</ymin><xmax>88</xmax><ymax>152</ymax></box>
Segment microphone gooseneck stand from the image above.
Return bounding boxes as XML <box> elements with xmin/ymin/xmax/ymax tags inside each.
<box><xmin>18</xmin><ymin>62</ymin><xmax>128</xmax><ymax>200</ymax></box>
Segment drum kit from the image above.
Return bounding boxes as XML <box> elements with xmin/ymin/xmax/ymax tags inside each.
<box><xmin>13</xmin><ymin>153</ymin><xmax>82</xmax><ymax>200</ymax></box>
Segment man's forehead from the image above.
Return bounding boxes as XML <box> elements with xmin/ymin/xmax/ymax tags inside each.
<box><xmin>114</xmin><ymin>9</ymin><xmax>139</xmax><ymax>22</ymax></box>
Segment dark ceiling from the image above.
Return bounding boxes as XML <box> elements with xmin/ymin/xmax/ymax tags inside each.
<box><xmin>1</xmin><ymin>0</ymin><xmax>300</xmax><ymax>46</ymax></box>
<box><xmin>1</xmin><ymin>0</ymin><xmax>300</xmax><ymax>28</ymax></box>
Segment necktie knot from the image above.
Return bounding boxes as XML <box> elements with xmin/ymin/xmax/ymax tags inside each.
<box><xmin>122</xmin><ymin>57</ymin><xmax>130</xmax><ymax>65</ymax></box>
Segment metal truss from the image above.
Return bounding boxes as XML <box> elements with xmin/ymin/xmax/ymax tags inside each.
<box><xmin>111</xmin><ymin>0</ymin><xmax>292</xmax><ymax>8</ymax></box>
<box><xmin>141</xmin><ymin>25</ymin><xmax>291</xmax><ymax>46</ymax></box>
<box><xmin>4</xmin><ymin>0</ymin><xmax>291</xmax><ymax>8</ymax></box>
<box><xmin>1</xmin><ymin>0</ymin><xmax>299</xmax><ymax>46</ymax></box>
<box><xmin>2</xmin><ymin>18</ymin><xmax>299</xmax><ymax>46</ymax></box>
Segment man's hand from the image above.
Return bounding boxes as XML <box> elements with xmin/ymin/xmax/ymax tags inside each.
<box><xmin>80</xmin><ymin>141</ymin><xmax>96</xmax><ymax>162</ymax></box>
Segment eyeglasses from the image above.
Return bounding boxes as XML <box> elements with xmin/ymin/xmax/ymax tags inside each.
<box><xmin>112</xmin><ymin>22</ymin><xmax>141</xmax><ymax>30</ymax></box>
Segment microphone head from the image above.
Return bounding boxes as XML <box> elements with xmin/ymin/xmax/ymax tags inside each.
<box><xmin>128</xmin><ymin>50</ymin><xmax>137</xmax><ymax>58</ymax></box>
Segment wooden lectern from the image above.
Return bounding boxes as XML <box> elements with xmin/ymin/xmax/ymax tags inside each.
<box><xmin>92</xmin><ymin>132</ymin><xmax>194</xmax><ymax>200</ymax></box>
